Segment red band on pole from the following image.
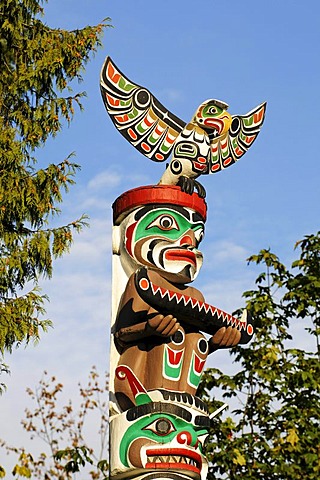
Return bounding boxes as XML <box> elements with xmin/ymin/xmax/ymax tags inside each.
<box><xmin>113</xmin><ymin>185</ymin><xmax>207</xmax><ymax>224</ymax></box>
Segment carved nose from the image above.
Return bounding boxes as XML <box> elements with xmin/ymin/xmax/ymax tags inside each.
<box><xmin>177</xmin><ymin>430</ymin><xmax>199</xmax><ymax>448</ymax></box>
<box><xmin>179</xmin><ymin>231</ymin><xmax>195</xmax><ymax>247</ymax></box>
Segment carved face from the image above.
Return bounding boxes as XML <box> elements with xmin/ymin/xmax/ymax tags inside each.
<box><xmin>193</xmin><ymin>100</ymin><xmax>232</xmax><ymax>137</ymax></box>
<box><xmin>114</xmin><ymin>403</ymin><xmax>209</xmax><ymax>480</ymax></box>
<box><xmin>119</xmin><ymin>205</ymin><xmax>205</xmax><ymax>283</ymax></box>
<box><xmin>154</xmin><ymin>328</ymin><xmax>209</xmax><ymax>391</ymax></box>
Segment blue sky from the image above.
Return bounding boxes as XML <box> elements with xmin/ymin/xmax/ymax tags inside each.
<box><xmin>1</xmin><ymin>0</ymin><xmax>320</xmax><ymax>472</ymax></box>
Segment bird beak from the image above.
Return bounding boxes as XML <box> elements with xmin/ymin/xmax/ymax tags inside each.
<box><xmin>203</xmin><ymin>112</ymin><xmax>232</xmax><ymax>136</ymax></box>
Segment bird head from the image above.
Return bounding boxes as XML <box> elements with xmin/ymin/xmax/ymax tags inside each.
<box><xmin>192</xmin><ymin>99</ymin><xmax>232</xmax><ymax>138</ymax></box>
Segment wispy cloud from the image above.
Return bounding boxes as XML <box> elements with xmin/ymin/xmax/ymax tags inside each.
<box><xmin>157</xmin><ymin>88</ymin><xmax>185</xmax><ymax>103</ymax></box>
<box><xmin>203</xmin><ymin>240</ymin><xmax>249</xmax><ymax>266</ymax></box>
<box><xmin>88</xmin><ymin>170</ymin><xmax>123</xmax><ymax>191</ymax></box>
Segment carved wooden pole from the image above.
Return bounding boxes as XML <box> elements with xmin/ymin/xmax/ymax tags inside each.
<box><xmin>101</xmin><ymin>56</ymin><xmax>266</xmax><ymax>480</ymax></box>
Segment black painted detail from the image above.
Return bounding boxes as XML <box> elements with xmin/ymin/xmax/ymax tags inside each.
<box><xmin>171</xmin><ymin>329</ymin><xmax>185</xmax><ymax>345</ymax></box>
<box><xmin>126</xmin><ymin>401</ymin><xmax>192</xmax><ymax>422</ymax></box>
<box><xmin>170</xmin><ymin>160</ymin><xmax>182</xmax><ymax>175</ymax></box>
<box><xmin>177</xmin><ymin>176</ymin><xmax>195</xmax><ymax>195</ymax></box>
<box><xmin>134</xmin><ymin>267</ymin><xmax>255</xmax><ymax>344</ymax></box>
<box><xmin>198</xmin><ymin>338</ymin><xmax>208</xmax><ymax>354</ymax></box>
<box><xmin>195</xmin><ymin>415</ymin><xmax>211</xmax><ymax>428</ymax></box>
<box><xmin>230</xmin><ymin>117</ymin><xmax>240</xmax><ymax>135</ymax></box>
<box><xmin>135</xmin><ymin>89</ymin><xmax>151</xmax><ymax>107</ymax></box>
<box><xmin>157</xmin><ymin>389</ymin><xmax>209</xmax><ymax>413</ymax></box>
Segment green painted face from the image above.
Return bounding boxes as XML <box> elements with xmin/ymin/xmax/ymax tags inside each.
<box><xmin>120</xmin><ymin>412</ymin><xmax>208</xmax><ymax>468</ymax></box>
<box><xmin>122</xmin><ymin>206</ymin><xmax>205</xmax><ymax>283</ymax></box>
<box><xmin>135</xmin><ymin>209</ymin><xmax>204</xmax><ymax>244</ymax></box>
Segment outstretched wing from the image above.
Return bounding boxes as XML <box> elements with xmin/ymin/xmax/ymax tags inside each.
<box><xmin>209</xmin><ymin>102</ymin><xmax>266</xmax><ymax>173</ymax></box>
<box><xmin>100</xmin><ymin>57</ymin><xmax>186</xmax><ymax>162</ymax></box>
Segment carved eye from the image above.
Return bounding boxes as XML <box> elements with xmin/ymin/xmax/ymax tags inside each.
<box><xmin>198</xmin><ymin>338</ymin><xmax>208</xmax><ymax>355</ymax></box>
<box><xmin>134</xmin><ymin>89</ymin><xmax>151</xmax><ymax>108</ymax></box>
<box><xmin>147</xmin><ymin>214</ymin><xmax>179</xmax><ymax>232</ymax></box>
<box><xmin>208</xmin><ymin>106</ymin><xmax>218</xmax><ymax>115</ymax></box>
<box><xmin>143</xmin><ymin>417</ymin><xmax>176</xmax><ymax>436</ymax></box>
<box><xmin>170</xmin><ymin>160</ymin><xmax>182</xmax><ymax>174</ymax></box>
<box><xmin>171</xmin><ymin>328</ymin><xmax>185</xmax><ymax>345</ymax></box>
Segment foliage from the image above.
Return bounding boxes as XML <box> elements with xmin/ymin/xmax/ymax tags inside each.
<box><xmin>0</xmin><ymin>367</ymin><xmax>109</xmax><ymax>478</ymax></box>
<box><xmin>199</xmin><ymin>231</ymin><xmax>320</xmax><ymax>479</ymax></box>
<box><xmin>1</xmin><ymin>233</ymin><xmax>319</xmax><ymax>478</ymax></box>
<box><xmin>0</xmin><ymin>0</ymin><xmax>111</xmax><ymax>379</ymax></box>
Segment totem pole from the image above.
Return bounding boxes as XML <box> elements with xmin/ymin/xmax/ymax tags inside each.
<box><xmin>100</xmin><ymin>57</ymin><xmax>266</xmax><ymax>480</ymax></box>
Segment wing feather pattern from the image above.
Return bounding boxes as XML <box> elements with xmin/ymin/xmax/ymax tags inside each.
<box><xmin>209</xmin><ymin>102</ymin><xmax>267</xmax><ymax>173</ymax></box>
<box><xmin>100</xmin><ymin>57</ymin><xmax>186</xmax><ymax>162</ymax></box>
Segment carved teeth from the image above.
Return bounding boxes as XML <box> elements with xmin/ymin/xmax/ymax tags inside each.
<box><xmin>147</xmin><ymin>455</ymin><xmax>199</xmax><ymax>467</ymax></box>
<box><xmin>150</xmin><ymin>279</ymin><xmax>246</xmax><ymax>331</ymax></box>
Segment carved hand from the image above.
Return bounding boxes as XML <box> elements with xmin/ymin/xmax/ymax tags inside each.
<box><xmin>146</xmin><ymin>310</ymin><xmax>180</xmax><ymax>337</ymax></box>
<box><xmin>209</xmin><ymin>326</ymin><xmax>241</xmax><ymax>352</ymax></box>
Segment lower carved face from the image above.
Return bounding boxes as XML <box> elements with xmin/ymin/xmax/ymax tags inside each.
<box><xmin>118</xmin><ymin>405</ymin><xmax>209</xmax><ymax>480</ymax></box>
<box><xmin>120</xmin><ymin>205</ymin><xmax>205</xmax><ymax>283</ymax></box>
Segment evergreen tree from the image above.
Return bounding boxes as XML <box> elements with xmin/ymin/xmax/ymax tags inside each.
<box><xmin>200</xmin><ymin>231</ymin><xmax>320</xmax><ymax>479</ymax></box>
<box><xmin>0</xmin><ymin>0</ymin><xmax>110</xmax><ymax>381</ymax></box>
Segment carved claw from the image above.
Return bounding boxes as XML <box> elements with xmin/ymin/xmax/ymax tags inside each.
<box><xmin>177</xmin><ymin>176</ymin><xmax>206</xmax><ymax>198</ymax></box>
<box><xmin>194</xmin><ymin>180</ymin><xmax>206</xmax><ymax>199</ymax></box>
<box><xmin>177</xmin><ymin>176</ymin><xmax>195</xmax><ymax>195</ymax></box>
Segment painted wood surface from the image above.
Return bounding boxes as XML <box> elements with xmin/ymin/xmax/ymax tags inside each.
<box><xmin>101</xmin><ymin>57</ymin><xmax>265</xmax><ymax>480</ymax></box>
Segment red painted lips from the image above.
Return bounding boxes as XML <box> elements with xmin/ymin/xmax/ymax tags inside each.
<box><xmin>146</xmin><ymin>447</ymin><xmax>202</xmax><ymax>475</ymax></box>
<box><xmin>165</xmin><ymin>249</ymin><xmax>197</xmax><ymax>266</ymax></box>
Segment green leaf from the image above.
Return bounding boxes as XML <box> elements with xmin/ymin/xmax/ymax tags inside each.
<box><xmin>233</xmin><ymin>449</ymin><xmax>246</xmax><ymax>466</ymax></box>
<box><xmin>286</xmin><ymin>428</ymin><xmax>299</xmax><ymax>447</ymax></box>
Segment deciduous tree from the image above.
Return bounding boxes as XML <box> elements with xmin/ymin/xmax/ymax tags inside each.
<box><xmin>0</xmin><ymin>367</ymin><xmax>109</xmax><ymax>478</ymax></box>
<box><xmin>199</xmin><ymin>231</ymin><xmax>320</xmax><ymax>479</ymax></box>
<box><xmin>1</xmin><ymin>233</ymin><xmax>319</xmax><ymax>478</ymax></box>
